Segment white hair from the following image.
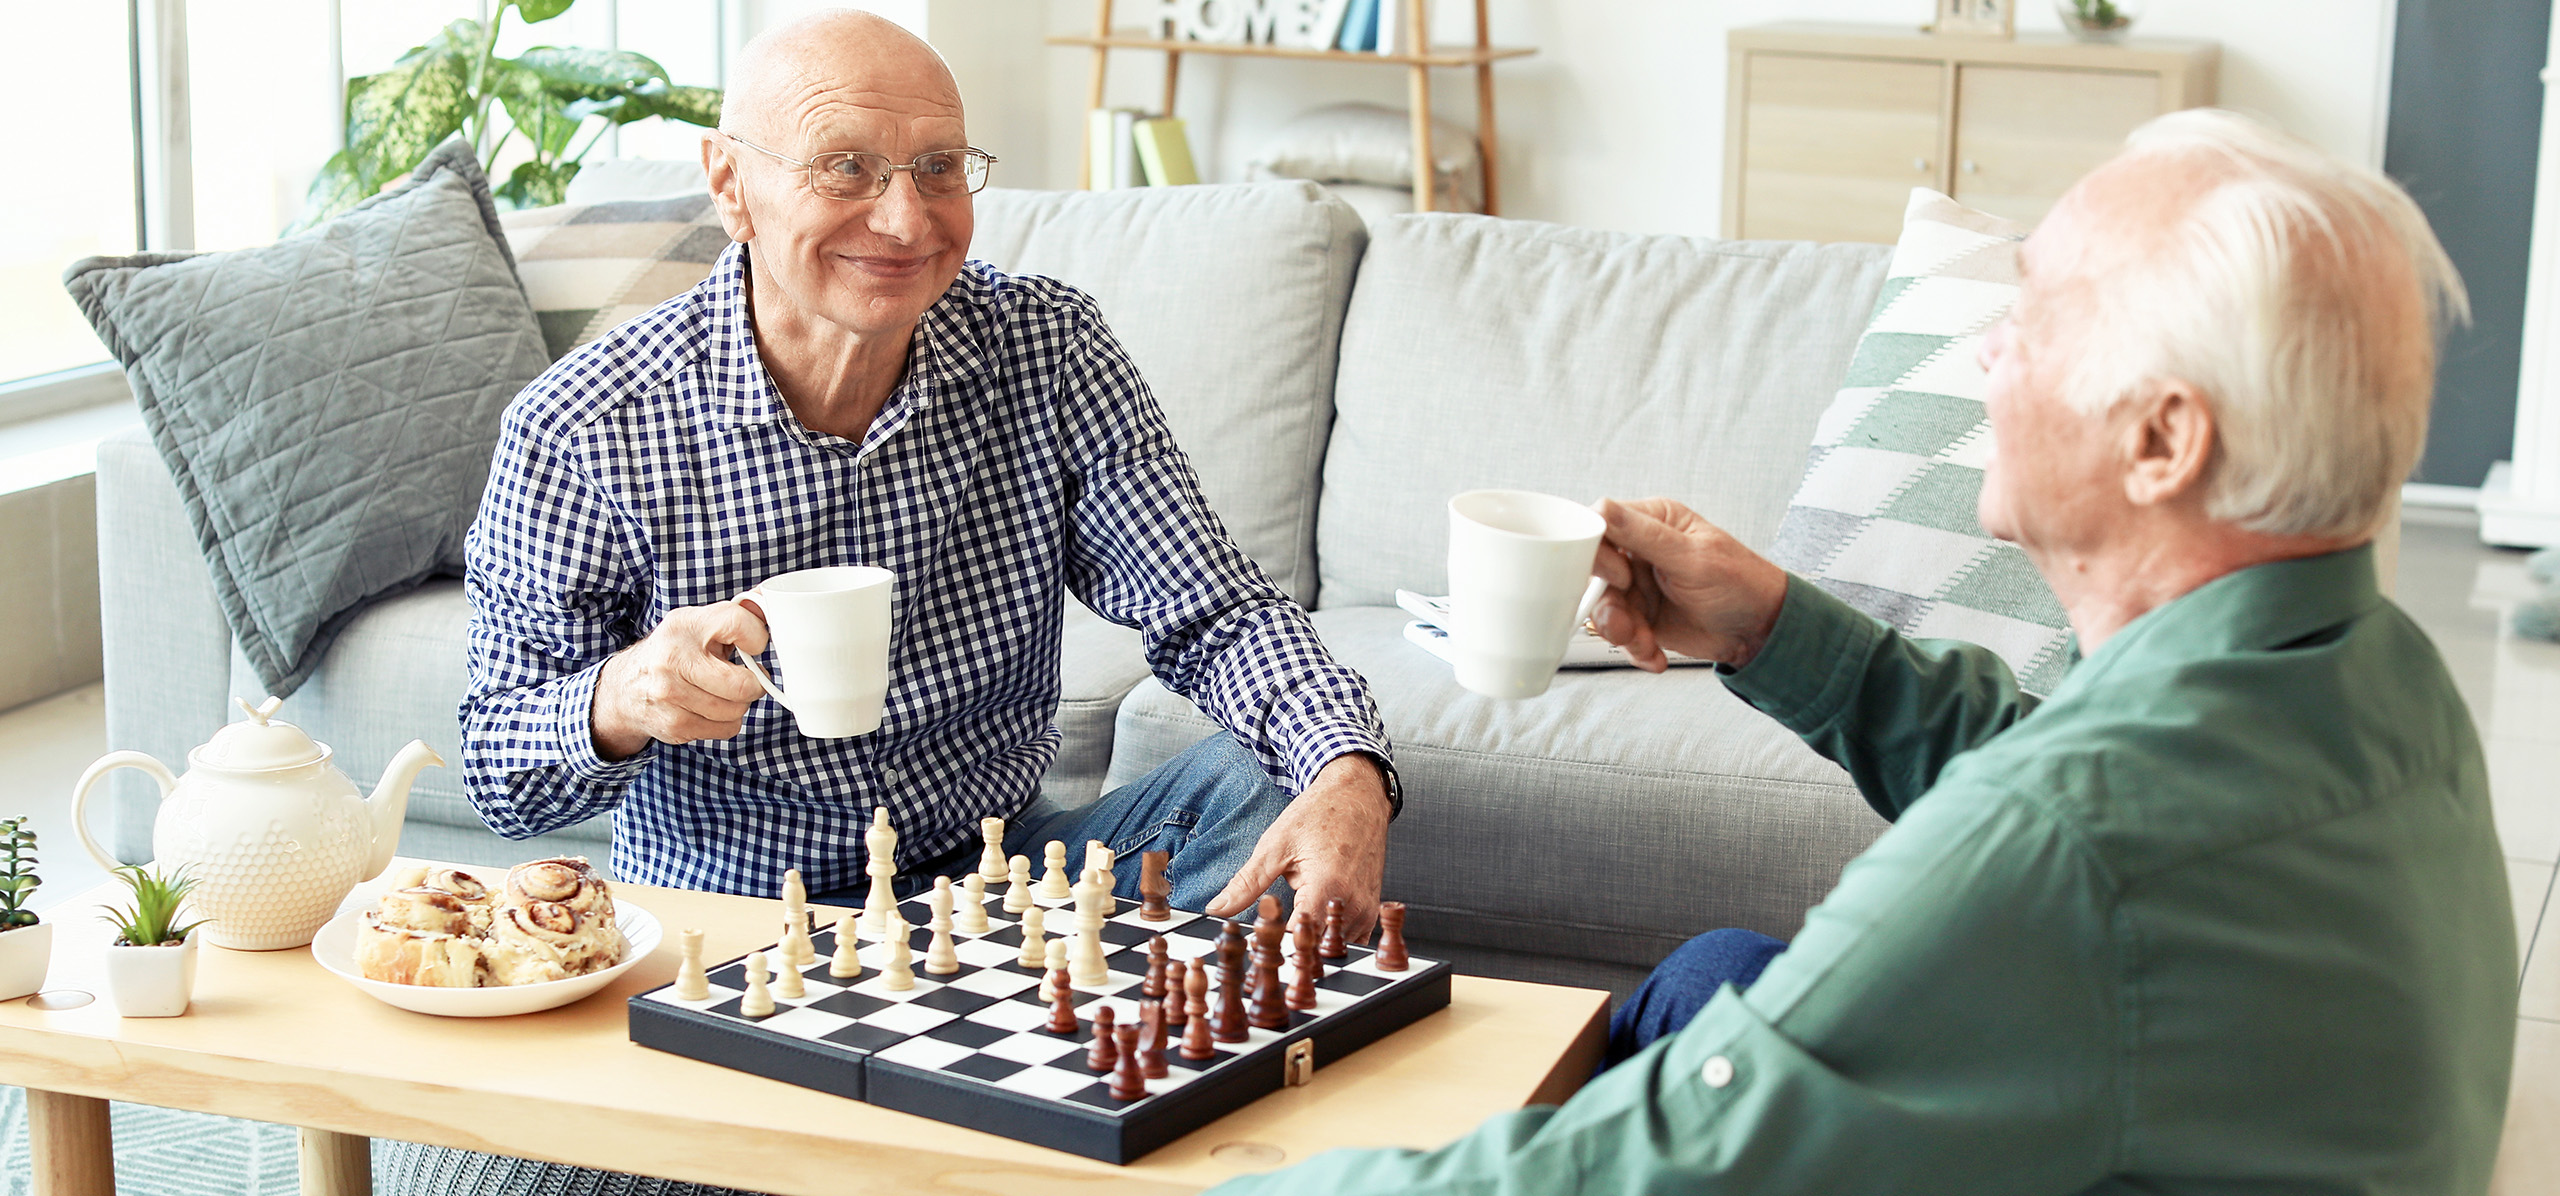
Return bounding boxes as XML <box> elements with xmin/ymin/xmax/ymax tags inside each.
<box><xmin>2058</xmin><ymin>108</ymin><xmax>2469</xmax><ymax>539</ymax></box>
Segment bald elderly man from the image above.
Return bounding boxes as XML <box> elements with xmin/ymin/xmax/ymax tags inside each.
<box><xmin>1217</xmin><ymin>111</ymin><xmax>2518</xmax><ymax>1194</ymax></box>
<box><xmin>459</xmin><ymin>10</ymin><xmax>1394</xmax><ymax>926</ymax></box>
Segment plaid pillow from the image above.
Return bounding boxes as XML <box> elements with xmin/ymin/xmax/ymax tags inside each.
<box><xmin>498</xmin><ymin>192</ymin><xmax>727</xmax><ymax>359</ymax></box>
<box><xmin>1768</xmin><ymin>189</ymin><xmax>2073</xmax><ymax>693</ymax></box>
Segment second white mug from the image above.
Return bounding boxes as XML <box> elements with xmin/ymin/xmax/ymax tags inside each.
<box><xmin>736</xmin><ymin>565</ymin><xmax>894</xmax><ymax>738</ymax></box>
<box><xmin>1446</xmin><ymin>490</ymin><xmax>1607</xmax><ymax>700</ymax></box>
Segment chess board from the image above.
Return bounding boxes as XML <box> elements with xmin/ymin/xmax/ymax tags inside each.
<box><xmin>627</xmin><ymin>891</ymin><xmax>1450</xmax><ymax>1163</ymax></box>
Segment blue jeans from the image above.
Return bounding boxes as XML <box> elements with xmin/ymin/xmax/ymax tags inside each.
<box><xmin>1603</xmin><ymin>928</ymin><xmax>1787</xmax><ymax>1069</ymax></box>
<box><xmin>843</xmin><ymin>732</ymin><xmax>1291</xmax><ymax>911</ymax></box>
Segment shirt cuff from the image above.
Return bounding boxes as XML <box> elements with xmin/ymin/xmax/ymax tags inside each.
<box><xmin>1286</xmin><ymin>724</ymin><xmax>1399</xmax><ymax>814</ymax></box>
<box><xmin>1718</xmin><ymin>573</ymin><xmax>1888</xmax><ymax>740</ymax></box>
<box><xmin>554</xmin><ymin>658</ymin><xmax>655</xmax><ymax>783</ymax></box>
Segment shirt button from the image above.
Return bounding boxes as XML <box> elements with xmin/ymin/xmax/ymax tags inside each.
<box><xmin>881</xmin><ymin>767</ymin><xmax>903</xmax><ymax>784</ymax></box>
<box><xmin>1701</xmin><ymin>1055</ymin><xmax>1735</xmax><ymax>1089</ymax></box>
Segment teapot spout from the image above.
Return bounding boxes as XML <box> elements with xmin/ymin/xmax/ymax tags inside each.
<box><xmin>363</xmin><ymin>740</ymin><xmax>446</xmax><ymax>881</ymax></box>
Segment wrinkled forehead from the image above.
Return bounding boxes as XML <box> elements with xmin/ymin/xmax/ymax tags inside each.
<box><xmin>741</xmin><ymin>40</ymin><xmax>966</xmax><ymax>153</ymax></box>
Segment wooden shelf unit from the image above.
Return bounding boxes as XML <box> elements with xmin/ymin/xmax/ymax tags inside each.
<box><xmin>1047</xmin><ymin>0</ymin><xmax>1536</xmax><ymax>213</ymax></box>
<box><xmin>1724</xmin><ymin>22</ymin><xmax>2218</xmax><ymax>242</ymax></box>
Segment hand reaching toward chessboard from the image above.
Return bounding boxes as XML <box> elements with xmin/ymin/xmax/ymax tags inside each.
<box><xmin>1205</xmin><ymin>752</ymin><xmax>1389</xmax><ymax>941</ymax></box>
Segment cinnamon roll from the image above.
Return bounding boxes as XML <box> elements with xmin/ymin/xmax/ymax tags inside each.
<box><xmin>356</xmin><ymin>905</ymin><xmax>485</xmax><ymax>987</ymax></box>
<box><xmin>484</xmin><ymin>898</ymin><xmax>624</xmax><ymax>986</ymax></box>
<box><xmin>504</xmin><ymin>857</ymin><xmax>614</xmax><ymax>923</ymax></box>
<box><xmin>358</xmin><ymin>860</ymin><xmax>622</xmax><ymax>988</ymax></box>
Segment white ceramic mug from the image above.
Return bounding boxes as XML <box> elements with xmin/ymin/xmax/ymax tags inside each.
<box><xmin>1445</xmin><ymin>490</ymin><xmax>1609</xmax><ymax>700</ymax></box>
<box><xmin>735</xmin><ymin>565</ymin><xmax>895</xmax><ymax>738</ymax></box>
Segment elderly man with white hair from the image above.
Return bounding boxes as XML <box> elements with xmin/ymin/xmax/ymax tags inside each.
<box><xmin>1216</xmin><ymin>110</ymin><xmax>2519</xmax><ymax>1194</ymax></box>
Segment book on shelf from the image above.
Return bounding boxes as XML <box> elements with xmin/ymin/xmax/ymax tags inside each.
<box><xmin>1336</xmin><ymin>0</ymin><xmax>1377</xmax><ymax>51</ymax></box>
<box><xmin>1132</xmin><ymin>117</ymin><xmax>1200</xmax><ymax>186</ymax></box>
<box><xmin>1086</xmin><ymin>108</ymin><xmax>1146</xmax><ymax>190</ymax></box>
<box><xmin>1375</xmin><ymin>0</ymin><xmax>1404</xmax><ymax>55</ymax></box>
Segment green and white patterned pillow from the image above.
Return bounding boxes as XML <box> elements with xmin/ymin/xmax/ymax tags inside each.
<box><xmin>1768</xmin><ymin>189</ymin><xmax>2073</xmax><ymax>693</ymax></box>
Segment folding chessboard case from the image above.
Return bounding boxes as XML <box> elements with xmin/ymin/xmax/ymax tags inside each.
<box><xmin>629</xmin><ymin>892</ymin><xmax>1449</xmax><ymax>1163</ymax></box>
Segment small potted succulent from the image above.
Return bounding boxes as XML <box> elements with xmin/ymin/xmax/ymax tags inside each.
<box><xmin>100</xmin><ymin>864</ymin><xmax>207</xmax><ymax>1017</ymax></box>
<box><xmin>0</xmin><ymin>819</ymin><xmax>49</xmax><ymax>1000</ymax></box>
<box><xmin>2056</xmin><ymin>0</ymin><xmax>2139</xmax><ymax>43</ymax></box>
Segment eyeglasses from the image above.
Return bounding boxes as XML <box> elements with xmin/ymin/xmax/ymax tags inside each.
<box><xmin>721</xmin><ymin>133</ymin><xmax>997</xmax><ymax>200</ymax></box>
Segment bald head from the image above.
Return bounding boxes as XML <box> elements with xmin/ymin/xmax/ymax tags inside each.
<box><xmin>720</xmin><ymin>9</ymin><xmax>963</xmax><ymax>145</ymax></box>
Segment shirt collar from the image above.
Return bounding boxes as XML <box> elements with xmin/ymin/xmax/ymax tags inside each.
<box><xmin>697</xmin><ymin>243</ymin><xmax>995</xmax><ymax>430</ymax></box>
<box><xmin>2065</xmin><ymin>541</ymin><xmax>2384</xmax><ymax>686</ymax></box>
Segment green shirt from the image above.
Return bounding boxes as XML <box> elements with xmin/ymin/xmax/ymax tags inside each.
<box><xmin>1218</xmin><ymin>545</ymin><xmax>2515</xmax><ymax>1195</ymax></box>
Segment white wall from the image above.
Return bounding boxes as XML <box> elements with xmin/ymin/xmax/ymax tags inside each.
<box><xmin>943</xmin><ymin>0</ymin><xmax>2401</xmax><ymax>237</ymax></box>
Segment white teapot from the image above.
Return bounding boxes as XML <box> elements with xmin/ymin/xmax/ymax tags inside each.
<box><xmin>73</xmin><ymin>697</ymin><xmax>445</xmax><ymax>950</ymax></box>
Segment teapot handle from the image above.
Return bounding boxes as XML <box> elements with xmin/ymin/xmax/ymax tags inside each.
<box><xmin>72</xmin><ymin>751</ymin><xmax>178</xmax><ymax>873</ymax></box>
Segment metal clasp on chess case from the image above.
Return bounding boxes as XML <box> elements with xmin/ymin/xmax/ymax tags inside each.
<box><xmin>1284</xmin><ymin>1040</ymin><xmax>1315</xmax><ymax>1087</ymax></box>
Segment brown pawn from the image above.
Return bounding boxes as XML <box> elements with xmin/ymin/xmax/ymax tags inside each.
<box><xmin>1376</xmin><ymin>901</ymin><xmax>1409</xmax><ymax>971</ymax></box>
<box><xmin>1142</xmin><ymin>936</ymin><xmax>1170</xmax><ymax>999</ymax></box>
<box><xmin>1319</xmin><ymin>898</ymin><xmax>1348</xmax><ymax>959</ymax></box>
<box><xmin>1288</xmin><ymin>920</ymin><xmax>1320</xmax><ymax>1011</ymax></box>
<box><xmin>1085</xmin><ymin>1005</ymin><xmax>1119</xmax><ymax>1071</ymax></box>
<box><xmin>1252</xmin><ymin>896</ymin><xmax>1285</xmax><ymax>1001</ymax></box>
<box><xmin>1047</xmin><ymin>964</ymin><xmax>1081</xmax><ymax>1034</ymax></box>
<box><xmin>1139</xmin><ymin>999</ymin><xmax>1169</xmax><ymax>1078</ymax></box>
<box><xmin>1110</xmin><ymin>1023</ymin><xmax>1147</xmax><ymax>1100</ymax></box>
<box><xmin>1214</xmin><ymin>926</ymin><xmax>1250</xmax><ymax>1042</ymax></box>
<box><xmin>1181</xmin><ymin>960</ymin><xmax>1217</xmax><ymax>1060</ymax></box>
<box><xmin>1138</xmin><ymin>850</ymin><xmax>1172</xmax><ymax>921</ymax></box>
<box><xmin>1250</xmin><ymin>940</ymin><xmax>1290</xmax><ymax>1030</ymax></box>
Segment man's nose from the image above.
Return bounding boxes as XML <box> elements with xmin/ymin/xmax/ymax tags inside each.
<box><xmin>1978</xmin><ymin>320</ymin><xmax>2009</xmax><ymax>372</ymax></box>
<box><xmin>868</xmin><ymin>170</ymin><xmax>934</xmax><ymax>241</ymax></box>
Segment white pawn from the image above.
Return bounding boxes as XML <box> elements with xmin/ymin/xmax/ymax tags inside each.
<box><xmin>956</xmin><ymin>872</ymin><xmax>990</xmax><ymax>935</ymax></box>
<box><xmin>881</xmin><ymin>911</ymin><xmax>915</xmax><ymax>991</ymax></box>
<box><xmin>1017</xmin><ymin>903</ymin><xmax>1048</xmax><ymax>969</ymax></box>
<box><xmin>774</xmin><ymin>953</ymin><xmax>806</xmax><ymax>1001</ymax></box>
<box><xmin>829</xmin><ymin>910</ymin><xmax>862</xmax><ymax>980</ymax></box>
<box><xmin>1069</xmin><ymin>866</ymin><xmax>1111</xmax><ymax>988</ymax></box>
<box><xmin>926</xmin><ymin>880</ymin><xmax>960</xmax><ymax>975</ymax></box>
<box><xmin>1003</xmin><ymin>854</ymin><xmax>1035</xmax><ymax>913</ymax></box>
<box><xmin>673</xmin><ymin>928</ymin><xmax>711</xmax><ymax>1001</ymax></box>
<box><xmin>1037</xmin><ymin>841</ymin><xmax>1072</xmax><ymax>901</ymax></box>
<box><xmin>739</xmin><ymin>950</ymin><xmax>776</xmax><ymax>1018</ymax></box>
<box><xmin>978</xmin><ymin>816</ymin><xmax>1008</xmax><ymax>884</ymax></box>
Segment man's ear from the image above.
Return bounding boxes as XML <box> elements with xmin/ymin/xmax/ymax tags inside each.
<box><xmin>703</xmin><ymin>135</ymin><xmax>754</xmax><ymax>243</ymax></box>
<box><xmin>2121</xmin><ymin>381</ymin><xmax>2216</xmax><ymax>508</ymax></box>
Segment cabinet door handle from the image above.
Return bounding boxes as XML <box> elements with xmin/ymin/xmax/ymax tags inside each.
<box><xmin>1962</xmin><ymin>159</ymin><xmax>1980</xmax><ymax>174</ymax></box>
<box><xmin>1913</xmin><ymin>157</ymin><xmax>1930</xmax><ymax>173</ymax></box>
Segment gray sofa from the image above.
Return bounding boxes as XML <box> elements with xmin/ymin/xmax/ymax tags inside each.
<box><xmin>96</xmin><ymin>181</ymin><xmax>1893</xmax><ymax>995</ymax></box>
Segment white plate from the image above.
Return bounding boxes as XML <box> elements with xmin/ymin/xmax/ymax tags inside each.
<box><xmin>311</xmin><ymin>901</ymin><xmax>660</xmax><ymax>1017</ymax></box>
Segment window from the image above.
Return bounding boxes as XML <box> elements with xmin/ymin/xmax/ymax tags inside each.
<box><xmin>0</xmin><ymin>3</ymin><xmax>139</xmax><ymax>386</ymax></box>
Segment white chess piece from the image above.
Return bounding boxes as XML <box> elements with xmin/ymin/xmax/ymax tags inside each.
<box><xmin>978</xmin><ymin>816</ymin><xmax>1008</xmax><ymax>883</ymax></box>
<box><xmin>881</xmin><ymin>911</ymin><xmax>915</xmax><ymax>991</ymax></box>
<box><xmin>858</xmin><ymin>808</ymin><xmax>900</xmax><ymax>939</ymax></box>
<box><xmin>1004</xmin><ymin>854</ymin><xmax>1035</xmax><ymax>912</ymax></box>
<box><xmin>1070</xmin><ymin>866</ymin><xmax>1110</xmax><ymax>988</ymax></box>
<box><xmin>829</xmin><ymin>910</ymin><xmax>862</xmax><ymax>980</ymax></box>
<box><xmin>780</xmin><ymin>868</ymin><xmax>816</xmax><ymax>968</ymax></box>
<box><xmin>926</xmin><ymin>880</ymin><xmax>960</xmax><ymax>975</ymax></box>
<box><xmin>673</xmin><ymin>928</ymin><xmax>711</xmax><ymax>1001</ymax></box>
<box><xmin>739</xmin><ymin>950</ymin><xmax>776</xmax><ymax>1018</ymax></box>
<box><xmin>773</xmin><ymin>953</ymin><xmax>806</xmax><ymax>1000</ymax></box>
<box><xmin>956</xmin><ymin>872</ymin><xmax>990</xmax><ymax>935</ymax></box>
<box><xmin>1037</xmin><ymin>840</ymin><xmax>1071</xmax><ymax>901</ymax></box>
<box><xmin>1090</xmin><ymin>844</ymin><xmax>1117</xmax><ymax>918</ymax></box>
<box><xmin>1017</xmin><ymin>903</ymin><xmax>1047</xmax><ymax>969</ymax></box>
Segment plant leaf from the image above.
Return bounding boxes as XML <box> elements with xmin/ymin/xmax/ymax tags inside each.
<box><xmin>644</xmin><ymin>84</ymin><xmax>723</xmax><ymax>128</ymax></box>
<box><xmin>292</xmin><ymin>149</ymin><xmax>380</xmax><ymax>231</ymax></box>
<box><xmin>512</xmin><ymin>0</ymin><xmax>578</xmax><ymax>23</ymax></box>
<box><xmin>514</xmin><ymin>45</ymin><xmax>666</xmax><ymax>97</ymax></box>
<box><xmin>492</xmin><ymin>60</ymin><xmax>582</xmax><ymax>159</ymax></box>
<box><xmin>344</xmin><ymin>53</ymin><xmax>472</xmax><ymax>187</ymax></box>
<box><xmin>494</xmin><ymin>159</ymin><xmax>580</xmax><ymax>210</ymax></box>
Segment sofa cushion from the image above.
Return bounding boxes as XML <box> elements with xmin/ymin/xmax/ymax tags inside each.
<box><xmin>1315</xmin><ymin>216</ymin><xmax>1890</xmax><ymax>609</ymax></box>
<box><xmin>498</xmin><ymin>192</ymin><xmax>730</xmax><ymax>360</ymax></box>
<box><xmin>64</xmin><ymin>137</ymin><xmax>551</xmax><ymax>699</ymax></box>
<box><xmin>1044</xmin><ymin>600</ymin><xmax>1152</xmax><ymax>811</ymax></box>
<box><xmin>1767</xmin><ymin>190</ymin><xmax>2071</xmax><ymax>693</ymax></box>
<box><xmin>1107</xmin><ymin>606</ymin><xmax>1887</xmax><ymax>969</ymax></box>
<box><xmin>970</xmin><ymin>182</ymin><xmax>1367</xmax><ymax>605</ymax></box>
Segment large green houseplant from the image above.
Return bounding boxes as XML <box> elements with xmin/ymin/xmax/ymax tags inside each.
<box><xmin>302</xmin><ymin>0</ymin><xmax>722</xmax><ymax>224</ymax></box>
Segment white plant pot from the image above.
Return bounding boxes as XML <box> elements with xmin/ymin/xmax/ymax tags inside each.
<box><xmin>105</xmin><ymin>936</ymin><xmax>198</xmax><ymax>1017</ymax></box>
<box><xmin>0</xmin><ymin>921</ymin><xmax>53</xmax><ymax>1001</ymax></box>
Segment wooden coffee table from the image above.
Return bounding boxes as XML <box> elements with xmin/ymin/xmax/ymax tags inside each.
<box><xmin>0</xmin><ymin>862</ymin><xmax>1607</xmax><ymax>1196</ymax></box>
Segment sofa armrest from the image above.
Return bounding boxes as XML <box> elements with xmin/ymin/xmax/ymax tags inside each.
<box><xmin>95</xmin><ymin>426</ymin><xmax>233</xmax><ymax>862</ymax></box>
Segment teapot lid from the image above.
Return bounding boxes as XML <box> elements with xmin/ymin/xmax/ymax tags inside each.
<box><xmin>199</xmin><ymin>697</ymin><xmax>327</xmax><ymax>770</ymax></box>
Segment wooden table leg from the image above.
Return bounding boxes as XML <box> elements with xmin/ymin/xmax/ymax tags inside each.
<box><xmin>300</xmin><ymin>1126</ymin><xmax>373</xmax><ymax>1196</ymax></box>
<box><xmin>26</xmin><ymin>1088</ymin><xmax>114</xmax><ymax>1196</ymax></box>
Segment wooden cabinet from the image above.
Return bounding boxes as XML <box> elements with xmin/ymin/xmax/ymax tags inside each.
<box><xmin>1725</xmin><ymin>24</ymin><xmax>2217</xmax><ymax>242</ymax></box>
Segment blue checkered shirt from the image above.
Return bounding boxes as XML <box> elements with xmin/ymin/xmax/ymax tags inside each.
<box><xmin>461</xmin><ymin>243</ymin><xmax>1390</xmax><ymax>895</ymax></box>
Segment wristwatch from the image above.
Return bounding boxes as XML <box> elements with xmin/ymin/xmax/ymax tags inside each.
<box><xmin>1363</xmin><ymin>752</ymin><xmax>1404</xmax><ymax>821</ymax></box>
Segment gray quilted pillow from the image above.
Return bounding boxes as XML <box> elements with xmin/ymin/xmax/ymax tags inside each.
<box><xmin>65</xmin><ymin>137</ymin><xmax>549</xmax><ymax>698</ymax></box>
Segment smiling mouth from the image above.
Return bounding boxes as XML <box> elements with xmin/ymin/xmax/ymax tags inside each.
<box><xmin>845</xmin><ymin>253</ymin><xmax>935</xmax><ymax>278</ymax></box>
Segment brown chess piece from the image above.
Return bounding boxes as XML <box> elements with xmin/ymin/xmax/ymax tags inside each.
<box><xmin>1142</xmin><ymin>936</ymin><xmax>1169</xmax><ymax>999</ymax></box>
<box><xmin>1250</xmin><ymin>939</ymin><xmax>1290</xmax><ymax>1030</ymax></box>
<box><xmin>1086</xmin><ymin>1005</ymin><xmax>1119</xmax><ymax>1071</ymax></box>
<box><xmin>1110</xmin><ymin>1023</ymin><xmax>1147</xmax><ymax>1100</ymax></box>
<box><xmin>1214</xmin><ymin>927</ymin><xmax>1250</xmax><ymax>1043</ymax></box>
<box><xmin>1288</xmin><ymin>920</ymin><xmax>1320</xmax><ymax>1010</ymax></box>
<box><xmin>1319</xmin><ymin>898</ymin><xmax>1348</xmax><ymax>959</ymax></box>
<box><xmin>1181</xmin><ymin>959</ymin><xmax>1217</xmax><ymax>1060</ymax></box>
<box><xmin>1252</xmin><ymin>897</ymin><xmax>1285</xmax><ymax>1001</ymax></box>
<box><xmin>1047</xmin><ymin>956</ymin><xmax>1081</xmax><ymax>1033</ymax></box>
<box><xmin>1139</xmin><ymin>999</ymin><xmax>1169</xmax><ymax>1078</ymax></box>
<box><xmin>1376</xmin><ymin>900</ymin><xmax>1409</xmax><ymax>972</ymax></box>
<box><xmin>1138</xmin><ymin>850</ymin><xmax>1172</xmax><ymax>921</ymax></box>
